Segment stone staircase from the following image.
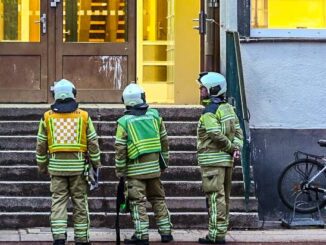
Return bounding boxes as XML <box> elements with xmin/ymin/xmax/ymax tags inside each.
<box><xmin>0</xmin><ymin>105</ymin><xmax>258</xmax><ymax>229</ymax></box>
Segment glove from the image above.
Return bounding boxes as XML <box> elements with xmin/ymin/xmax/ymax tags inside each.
<box><xmin>89</xmin><ymin>166</ymin><xmax>99</xmax><ymax>191</ymax></box>
<box><xmin>233</xmin><ymin>149</ymin><xmax>241</xmax><ymax>161</ymax></box>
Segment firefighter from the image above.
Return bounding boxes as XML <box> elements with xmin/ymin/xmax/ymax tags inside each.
<box><xmin>114</xmin><ymin>83</ymin><xmax>173</xmax><ymax>245</ymax></box>
<box><xmin>36</xmin><ymin>79</ymin><xmax>101</xmax><ymax>245</ymax></box>
<box><xmin>196</xmin><ymin>72</ymin><xmax>243</xmax><ymax>244</ymax></box>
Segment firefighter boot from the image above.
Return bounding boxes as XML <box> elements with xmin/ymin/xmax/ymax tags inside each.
<box><xmin>198</xmin><ymin>236</ymin><xmax>226</xmax><ymax>244</ymax></box>
<box><xmin>53</xmin><ymin>239</ymin><xmax>66</xmax><ymax>245</ymax></box>
<box><xmin>124</xmin><ymin>234</ymin><xmax>149</xmax><ymax>245</ymax></box>
<box><xmin>161</xmin><ymin>234</ymin><xmax>174</xmax><ymax>243</ymax></box>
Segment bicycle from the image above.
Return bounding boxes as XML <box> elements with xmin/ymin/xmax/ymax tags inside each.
<box><xmin>278</xmin><ymin>140</ymin><xmax>326</xmax><ymax>214</ymax></box>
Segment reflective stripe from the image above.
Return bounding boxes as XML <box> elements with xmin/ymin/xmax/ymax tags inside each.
<box><xmin>51</xmin><ymin>219</ymin><xmax>67</xmax><ymax>235</ymax></box>
<box><xmin>118</xmin><ymin>109</ymin><xmax>162</xmax><ymax>160</ymax></box>
<box><xmin>127</xmin><ymin>161</ymin><xmax>160</xmax><ymax>176</ymax></box>
<box><xmin>198</xmin><ymin>152</ymin><xmax>232</xmax><ymax>165</ymax></box>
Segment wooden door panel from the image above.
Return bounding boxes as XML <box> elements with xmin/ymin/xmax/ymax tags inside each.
<box><xmin>62</xmin><ymin>55</ymin><xmax>128</xmax><ymax>89</ymax></box>
<box><xmin>55</xmin><ymin>0</ymin><xmax>135</xmax><ymax>103</ymax></box>
<box><xmin>0</xmin><ymin>56</ymin><xmax>41</xmax><ymax>89</ymax></box>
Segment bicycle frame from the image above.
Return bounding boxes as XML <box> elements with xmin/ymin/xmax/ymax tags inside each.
<box><xmin>305</xmin><ymin>159</ymin><xmax>326</xmax><ymax>193</ymax></box>
<box><xmin>293</xmin><ymin>151</ymin><xmax>326</xmax><ymax>192</ymax></box>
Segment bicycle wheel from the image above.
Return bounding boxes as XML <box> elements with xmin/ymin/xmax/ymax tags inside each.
<box><xmin>278</xmin><ymin>158</ymin><xmax>326</xmax><ymax>213</ymax></box>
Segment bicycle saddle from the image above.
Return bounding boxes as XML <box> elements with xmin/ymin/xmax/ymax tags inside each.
<box><xmin>318</xmin><ymin>139</ymin><xmax>326</xmax><ymax>147</ymax></box>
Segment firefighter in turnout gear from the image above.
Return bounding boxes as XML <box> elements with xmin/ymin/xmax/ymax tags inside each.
<box><xmin>36</xmin><ymin>79</ymin><xmax>101</xmax><ymax>245</ymax></box>
<box><xmin>115</xmin><ymin>83</ymin><xmax>173</xmax><ymax>245</ymax></box>
<box><xmin>196</xmin><ymin>72</ymin><xmax>243</xmax><ymax>244</ymax></box>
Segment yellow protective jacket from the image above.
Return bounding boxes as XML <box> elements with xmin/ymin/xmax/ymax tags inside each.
<box><xmin>44</xmin><ymin>109</ymin><xmax>88</xmax><ymax>153</ymax></box>
<box><xmin>36</xmin><ymin>108</ymin><xmax>101</xmax><ymax>176</ymax></box>
<box><xmin>197</xmin><ymin>101</ymin><xmax>243</xmax><ymax>168</ymax></box>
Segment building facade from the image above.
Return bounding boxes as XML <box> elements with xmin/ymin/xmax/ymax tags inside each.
<box><xmin>236</xmin><ymin>0</ymin><xmax>326</xmax><ymax>221</ymax></box>
<box><xmin>3</xmin><ymin>0</ymin><xmax>325</xmax><ymax>225</ymax></box>
<box><xmin>0</xmin><ymin>0</ymin><xmax>201</xmax><ymax>104</ymax></box>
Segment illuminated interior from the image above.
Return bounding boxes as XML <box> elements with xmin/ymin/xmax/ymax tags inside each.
<box><xmin>252</xmin><ymin>0</ymin><xmax>326</xmax><ymax>29</ymax></box>
<box><xmin>137</xmin><ymin>0</ymin><xmax>175</xmax><ymax>103</ymax></box>
<box><xmin>0</xmin><ymin>0</ymin><xmax>40</xmax><ymax>42</ymax></box>
<box><xmin>63</xmin><ymin>0</ymin><xmax>127</xmax><ymax>43</ymax></box>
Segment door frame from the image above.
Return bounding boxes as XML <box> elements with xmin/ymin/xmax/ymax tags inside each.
<box><xmin>52</xmin><ymin>0</ymin><xmax>136</xmax><ymax>103</ymax></box>
<box><xmin>200</xmin><ymin>0</ymin><xmax>220</xmax><ymax>72</ymax></box>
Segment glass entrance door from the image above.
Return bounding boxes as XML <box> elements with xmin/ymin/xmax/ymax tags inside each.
<box><xmin>0</xmin><ymin>0</ymin><xmax>136</xmax><ymax>103</ymax></box>
<box><xmin>55</xmin><ymin>0</ymin><xmax>136</xmax><ymax>102</ymax></box>
<box><xmin>0</xmin><ymin>0</ymin><xmax>47</xmax><ymax>102</ymax></box>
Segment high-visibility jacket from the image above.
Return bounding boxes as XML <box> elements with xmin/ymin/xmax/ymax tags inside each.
<box><xmin>115</xmin><ymin>108</ymin><xmax>169</xmax><ymax>178</ymax></box>
<box><xmin>36</xmin><ymin>108</ymin><xmax>101</xmax><ymax>175</ymax></box>
<box><xmin>44</xmin><ymin>109</ymin><xmax>88</xmax><ymax>153</ymax></box>
<box><xmin>197</xmin><ymin>101</ymin><xmax>243</xmax><ymax>167</ymax></box>
<box><xmin>117</xmin><ymin>109</ymin><xmax>162</xmax><ymax>160</ymax></box>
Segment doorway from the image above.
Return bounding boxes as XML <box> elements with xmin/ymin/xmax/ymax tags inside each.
<box><xmin>0</xmin><ymin>0</ymin><xmax>136</xmax><ymax>103</ymax></box>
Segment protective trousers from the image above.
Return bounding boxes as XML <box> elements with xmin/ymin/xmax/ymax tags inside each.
<box><xmin>50</xmin><ymin>175</ymin><xmax>90</xmax><ymax>243</ymax></box>
<box><xmin>127</xmin><ymin>178</ymin><xmax>172</xmax><ymax>240</ymax></box>
<box><xmin>201</xmin><ymin>166</ymin><xmax>233</xmax><ymax>242</ymax></box>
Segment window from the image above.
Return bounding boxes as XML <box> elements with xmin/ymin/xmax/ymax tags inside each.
<box><xmin>0</xmin><ymin>0</ymin><xmax>40</xmax><ymax>42</ymax></box>
<box><xmin>251</xmin><ymin>0</ymin><xmax>326</xmax><ymax>38</ymax></box>
<box><xmin>63</xmin><ymin>0</ymin><xmax>127</xmax><ymax>43</ymax></box>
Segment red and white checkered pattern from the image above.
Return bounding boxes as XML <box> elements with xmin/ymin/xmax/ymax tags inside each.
<box><xmin>53</xmin><ymin>118</ymin><xmax>78</xmax><ymax>144</ymax></box>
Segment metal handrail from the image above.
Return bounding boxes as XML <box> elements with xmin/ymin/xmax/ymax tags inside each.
<box><xmin>226</xmin><ymin>31</ymin><xmax>251</xmax><ymax>209</ymax></box>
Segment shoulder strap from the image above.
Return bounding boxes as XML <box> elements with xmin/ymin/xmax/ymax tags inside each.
<box><xmin>77</xmin><ymin>109</ymin><xmax>89</xmax><ymax>120</ymax></box>
<box><xmin>43</xmin><ymin>110</ymin><xmax>53</xmax><ymax>122</ymax></box>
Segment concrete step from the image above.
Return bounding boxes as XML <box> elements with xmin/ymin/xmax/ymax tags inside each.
<box><xmin>0</xmin><ymin>106</ymin><xmax>203</xmax><ymax>121</ymax></box>
<box><xmin>0</xmin><ymin>181</ymin><xmax>254</xmax><ymax>197</ymax></box>
<box><xmin>0</xmin><ymin>151</ymin><xmax>200</xmax><ymax>167</ymax></box>
<box><xmin>0</xmin><ymin>136</ymin><xmax>197</xmax><ymax>151</ymax></box>
<box><xmin>0</xmin><ymin>212</ymin><xmax>259</xmax><ymax>229</ymax></box>
<box><xmin>0</xmin><ymin>151</ymin><xmax>243</xmax><ymax>167</ymax></box>
<box><xmin>0</xmin><ymin>105</ymin><xmax>257</xmax><ymax>230</ymax></box>
<box><xmin>0</xmin><ymin>166</ymin><xmax>247</xmax><ymax>181</ymax></box>
<box><xmin>0</xmin><ymin>121</ymin><xmax>197</xmax><ymax>136</ymax></box>
<box><xmin>0</xmin><ymin>197</ymin><xmax>258</xmax><ymax>213</ymax></box>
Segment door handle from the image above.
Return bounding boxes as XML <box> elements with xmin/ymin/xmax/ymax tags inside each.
<box><xmin>63</xmin><ymin>30</ymin><xmax>71</xmax><ymax>36</ymax></box>
<box><xmin>35</xmin><ymin>13</ymin><xmax>47</xmax><ymax>34</ymax></box>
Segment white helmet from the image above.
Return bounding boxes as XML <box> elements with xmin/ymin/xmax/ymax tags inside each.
<box><xmin>122</xmin><ymin>83</ymin><xmax>146</xmax><ymax>106</ymax></box>
<box><xmin>53</xmin><ymin>79</ymin><xmax>76</xmax><ymax>101</ymax></box>
<box><xmin>199</xmin><ymin>72</ymin><xmax>227</xmax><ymax>97</ymax></box>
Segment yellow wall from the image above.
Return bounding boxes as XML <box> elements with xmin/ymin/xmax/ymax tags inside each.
<box><xmin>174</xmin><ymin>0</ymin><xmax>200</xmax><ymax>104</ymax></box>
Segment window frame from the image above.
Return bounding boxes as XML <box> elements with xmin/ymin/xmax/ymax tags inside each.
<box><xmin>238</xmin><ymin>0</ymin><xmax>326</xmax><ymax>39</ymax></box>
